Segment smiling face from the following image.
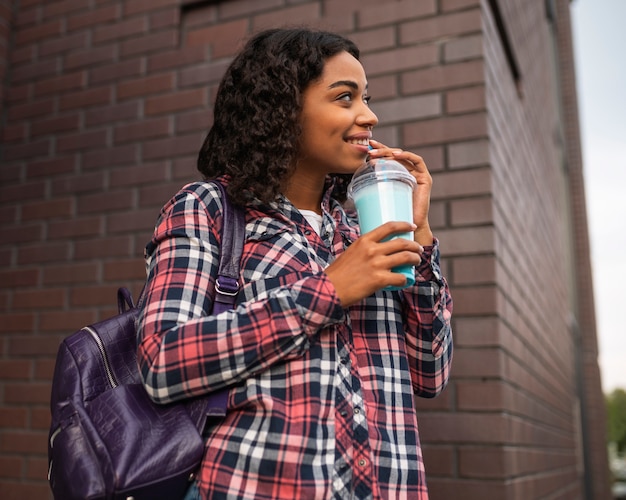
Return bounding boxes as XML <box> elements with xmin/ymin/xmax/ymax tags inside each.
<box><xmin>295</xmin><ymin>51</ymin><xmax>378</xmax><ymax>181</ymax></box>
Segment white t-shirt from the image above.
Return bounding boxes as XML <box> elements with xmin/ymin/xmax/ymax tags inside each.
<box><xmin>299</xmin><ymin>209</ymin><xmax>323</xmax><ymax>235</ymax></box>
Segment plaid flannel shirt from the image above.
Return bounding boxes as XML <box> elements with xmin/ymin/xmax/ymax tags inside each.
<box><xmin>137</xmin><ymin>180</ymin><xmax>453</xmax><ymax>499</ymax></box>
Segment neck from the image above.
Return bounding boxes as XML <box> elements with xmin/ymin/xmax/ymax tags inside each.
<box><xmin>283</xmin><ymin>171</ymin><xmax>326</xmax><ymax>215</ymax></box>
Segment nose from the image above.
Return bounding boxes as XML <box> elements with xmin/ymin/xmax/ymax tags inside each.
<box><xmin>357</xmin><ymin>101</ymin><xmax>378</xmax><ymax>128</ymax></box>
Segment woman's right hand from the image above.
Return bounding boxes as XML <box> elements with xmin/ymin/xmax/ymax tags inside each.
<box><xmin>324</xmin><ymin>221</ymin><xmax>424</xmax><ymax>307</ymax></box>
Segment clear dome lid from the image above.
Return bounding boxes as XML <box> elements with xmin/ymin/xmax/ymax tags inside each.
<box><xmin>347</xmin><ymin>158</ymin><xmax>417</xmax><ymax>199</ymax></box>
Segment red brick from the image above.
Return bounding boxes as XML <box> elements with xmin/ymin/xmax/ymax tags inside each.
<box><xmin>50</xmin><ymin>171</ymin><xmax>105</xmax><ymax>196</ymax></box>
<box><xmin>178</xmin><ymin>58</ymin><xmax>231</xmax><ymax>88</ymax></box>
<box><xmin>0</xmin><ymin>269</ymin><xmax>39</xmax><ymax>289</ymax></box>
<box><xmin>76</xmin><ymin>189</ymin><xmax>134</xmax><ymax>215</ymax></box>
<box><xmin>5</xmin><ymin>83</ymin><xmax>30</xmax><ymax>104</ymax></box>
<box><xmin>38</xmin><ymin>31</ymin><xmax>89</xmax><ymax>58</ymax></box>
<box><xmin>0</xmin><ymin>312</ymin><xmax>34</xmax><ymax>333</ymax></box>
<box><xmin>446</xmin><ymin>85</ymin><xmax>486</xmax><ymax>113</ymax></box>
<box><xmin>47</xmin><ymin>217</ymin><xmax>103</xmax><ymax>239</ymax></box>
<box><xmin>442</xmin><ymin>0</ymin><xmax>480</xmax><ymax>12</ymax></box>
<box><xmin>89</xmin><ymin>58</ymin><xmax>143</xmax><ymax>85</ymax></box>
<box><xmin>176</xmin><ymin>109</ymin><xmax>212</xmax><ymax>134</ymax></box>
<box><xmin>21</xmin><ymin>198</ymin><xmax>73</xmax><ymax>221</ymax></box>
<box><xmin>451</xmin><ymin>347</ymin><xmax>504</xmax><ymax>379</ymax></box>
<box><xmin>349</xmin><ymin>27</ymin><xmax>396</xmax><ymax>54</ymax></box>
<box><xmin>74</xmin><ymin>235</ymin><xmax>134</xmax><ymax>260</ymax></box>
<box><xmin>186</xmin><ymin>19</ymin><xmax>249</xmax><ymax>58</ymax></box>
<box><xmin>82</xmin><ymin>144</ymin><xmax>137</xmax><ymax>170</ymax></box>
<box><xmin>359</xmin><ymin>0</ymin><xmax>436</xmax><ymax>29</ymax></box>
<box><xmin>93</xmin><ymin>16</ymin><xmax>146</xmax><ymax>44</ymax></box>
<box><xmin>0</xmin><ymin>360</ymin><xmax>32</xmax><ymax>380</ymax></box>
<box><xmin>0</xmin><ymin>456</ymin><xmax>24</xmax><ymax>477</ymax></box>
<box><xmin>69</xmin><ymin>284</ymin><xmax>124</xmax><ymax>308</ymax></box>
<box><xmin>117</xmin><ymin>73</ymin><xmax>174</xmax><ymax>100</ymax></box>
<box><xmin>0</xmin><ymin>224</ymin><xmax>42</xmax><ymax>245</ymax></box>
<box><xmin>421</xmin><ymin>445</ymin><xmax>455</xmax><ymax>476</ymax></box>
<box><xmin>448</xmin><ymin>284</ymin><xmax>498</xmax><ymax>315</ymax></box>
<box><xmin>43</xmin><ymin>0</ymin><xmax>90</xmax><ymax>18</ymax></box>
<box><xmin>142</xmin><ymin>133</ymin><xmax>202</xmax><ymax>160</ymax></box>
<box><xmin>33</xmin><ymin>71</ymin><xmax>85</xmax><ymax>97</ymax></box>
<box><xmin>18</xmin><ymin>244</ymin><xmax>70</xmax><ymax>267</ymax></box>
<box><xmin>12</xmin><ymin>288</ymin><xmax>66</xmax><ymax>310</ymax></box>
<box><xmin>150</xmin><ymin>6</ymin><xmax>180</xmax><ymax>29</ymax></box>
<box><xmin>0</xmin><ymin>482</ymin><xmax>52</xmax><ymax>500</ymax></box>
<box><xmin>56</xmin><ymin>129</ymin><xmax>108</xmax><ymax>153</ymax></box>
<box><xmin>145</xmin><ymin>88</ymin><xmax>205</xmax><ymax>116</ymax></box>
<box><xmin>1</xmin><ymin>139</ymin><xmax>50</xmax><ymax>161</ymax></box>
<box><xmin>58</xmin><ymin>86</ymin><xmax>111</xmax><ymax>111</ymax></box>
<box><xmin>452</xmin><ymin>255</ymin><xmax>496</xmax><ymax>285</ymax></box>
<box><xmin>6</xmin><ymin>98</ymin><xmax>54</xmax><ymax>121</ymax></box>
<box><xmin>402</xmin><ymin>60</ymin><xmax>484</xmax><ymax>94</ymax></box>
<box><xmin>139</xmin><ymin>181</ymin><xmax>189</xmax><ymax>208</ymax></box>
<box><xmin>253</xmin><ymin>3</ymin><xmax>319</xmax><ymax>32</ymax></box>
<box><xmin>10</xmin><ymin>59</ymin><xmax>58</xmax><ymax>83</ymax></box>
<box><xmin>14</xmin><ymin>20</ymin><xmax>62</xmax><ymax>45</ymax></box>
<box><xmin>85</xmin><ymin>101</ymin><xmax>140</xmax><ymax>127</ymax></box>
<box><xmin>8</xmin><ymin>43</ymin><xmax>35</xmax><ymax>65</ymax></box>
<box><xmin>109</xmin><ymin>161</ymin><xmax>169</xmax><ymax>188</ymax></box>
<box><xmin>67</xmin><ymin>4</ymin><xmax>118</xmax><ymax>31</ymax></box>
<box><xmin>0</xmin><ymin>429</ymin><xmax>48</xmax><ymax>453</ymax></box>
<box><xmin>25</xmin><ymin>456</ymin><xmax>48</xmax><ymax>480</ymax></box>
<box><xmin>107</xmin><ymin>208</ymin><xmax>158</xmax><ymax>233</ymax></box>
<box><xmin>30</xmin><ymin>114</ymin><xmax>80</xmax><ymax>137</ymax></box>
<box><xmin>448</xmin><ymin>139</ymin><xmax>489</xmax><ymax>168</ymax></box>
<box><xmin>361</xmin><ymin>45</ymin><xmax>438</xmax><ymax>77</ymax></box>
<box><xmin>373</xmin><ymin>94</ymin><xmax>441</xmax><ymax>124</ymax></box>
<box><xmin>120</xmin><ymin>29</ymin><xmax>178</xmax><ymax>58</ymax></box>
<box><xmin>403</xmin><ymin>112</ymin><xmax>487</xmax><ymax>146</ymax></box>
<box><xmin>443</xmin><ymin>33</ymin><xmax>483</xmax><ymax>63</ymax></box>
<box><xmin>124</xmin><ymin>0</ymin><xmax>180</xmax><ymax>16</ymax></box>
<box><xmin>1</xmin><ymin>123</ymin><xmax>27</xmax><ymax>142</ymax></box>
<box><xmin>34</xmin><ymin>359</ymin><xmax>56</xmax><ymax>381</ymax></box>
<box><xmin>0</xmin><ymin>180</ymin><xmax>46</xmax><ymax>204</ymax></box>
<box><xmin>64</xmin><ymin>44</ymin><xmax>116</xmax><ymax>71</ymax></box>
<box><xmin>219</xmin><ymin>0</ymin><xmax>282</xmax><ymax>19</ymax></box>
<box><xmin>103</xmin><ymin>258</ymin><xmax>146</xmax><ymax>281</ymax></box>
<box><xmin>39</xmin><ymin>310</ymin><xmax>97</xmax><ymax>332</ymax></box>
<box><xmin>148</xmin><ymin>45</ymin><xmax>206</xmax><ymax>73</ymax></box>
<box><xmin>400</xmin><ymin>8</ymin><xmax>481</xmax><ymax>45</ymax></box>
<box><xmin>114</xmin><ymin>117</ymin><xmax>171</xmax><ymax>144</ymax></box>
<box><xmin>450</xmin><ymin>197</ymin><xmax>493</xmax><ymax>226</ymax></box>
<box><xmin>419</xmin><ymin>411</ymin><xmax>508</xmax><ymax>444</ymax></box>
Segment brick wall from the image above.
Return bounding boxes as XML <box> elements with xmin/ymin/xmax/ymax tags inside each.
<box><xmin>0</xmin><ymin>0</ymin><xmax>609</xmax><ymax>498</ymax></box>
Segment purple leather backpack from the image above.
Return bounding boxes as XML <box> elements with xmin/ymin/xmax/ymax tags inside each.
<box><xmin>48</xmin><ymin>181</ymin><xmax>245</xmax><ymax>500</ymax></box>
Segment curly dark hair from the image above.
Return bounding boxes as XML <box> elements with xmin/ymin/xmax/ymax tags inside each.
<box><xmin>197</xmin><ymin>27</ymin><xmax>360</xmax><ymax>206</ymax></box>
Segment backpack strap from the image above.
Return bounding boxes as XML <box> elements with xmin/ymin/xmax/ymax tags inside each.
<box><xmin>195</xmin><ymin>179</ymin><xmax>245</xmax><ymax>421</ymax></box>
<box><xmin>211</xmin><ymin>180</ymin><xmax>246</xmax><ymax>314</ymax></box>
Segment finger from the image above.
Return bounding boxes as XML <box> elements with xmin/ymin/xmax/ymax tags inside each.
<box><xmin>362</xmin><ymin>220</ymin><xmax>416</xmax><ymax>242</ymax></box>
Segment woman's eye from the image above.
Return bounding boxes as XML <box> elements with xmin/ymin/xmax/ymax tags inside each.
<box><xmin>363</xmin><ymin>95</ymin><xmax>372</xmax><ymax>105</ymax></box>
<box><xmin>338</xmin><ymin>93</ymin><xmax>352</xmax><ymax>102</ymax></box>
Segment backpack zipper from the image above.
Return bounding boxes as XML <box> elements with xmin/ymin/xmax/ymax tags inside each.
<box><xmin>83</xmin><ymin>326</ymin><xmax>119</xmax><ymax>389</ymax></box>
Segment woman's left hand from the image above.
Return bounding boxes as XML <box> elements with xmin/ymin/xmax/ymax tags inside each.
<box><xmin>368</xmin><ymin>139</ymin><xmax>434</xmax><ymax>246</ymax></box>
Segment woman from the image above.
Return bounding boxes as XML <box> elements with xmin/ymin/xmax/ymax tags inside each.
<box><xmin>137</xmin><ymin>28</ymin><xmax>453</xmax><ymax>500</ymax></box>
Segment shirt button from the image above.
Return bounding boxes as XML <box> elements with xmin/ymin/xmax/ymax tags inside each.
<box><xmin>354</xmin><ymin>408</ymin><xmax>360</xmax><ymax>415</ymax></box>
<box><xmin>340</xmin><ymin>410</ymin><xmax>348</xmax><ymax>417</ymax></box>
<box><xmin>358</xmin><ymin>459</ymin><xmax>367</xmax><ymax>467</ymax></box>
<box><xmin>304</xmin><ymin>230</ymin><xmax>312</xmax><ymax>235</ymax></box>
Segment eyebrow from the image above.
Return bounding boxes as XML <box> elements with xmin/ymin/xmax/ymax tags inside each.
<box><xmin>328</xmin><ymin>80</ymin><xmax>368</xmax><ymax>91</ymax></box>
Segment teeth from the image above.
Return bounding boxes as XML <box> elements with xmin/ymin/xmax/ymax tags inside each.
<box><xmin>347</xmin><ymin>139</ymin><xmax>369</xmax><ymax>146</ymax></box>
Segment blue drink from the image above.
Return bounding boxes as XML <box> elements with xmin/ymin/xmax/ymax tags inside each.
<box><xmin>348</xmin><ymin>159</ymin><xmax>417</xmax><ymax>290</ymax></box>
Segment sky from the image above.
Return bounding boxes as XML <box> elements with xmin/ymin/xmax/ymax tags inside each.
<box><xmin>571</xmin><ymin>0</ymin><xmax>626</xmax><ymax>394</ymax></box>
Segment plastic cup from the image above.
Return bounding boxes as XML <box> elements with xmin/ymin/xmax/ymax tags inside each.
<box><xmin>347</xmin><ymin>158</ymin><xmax>417</xmax><ymax>290</ymax></box>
